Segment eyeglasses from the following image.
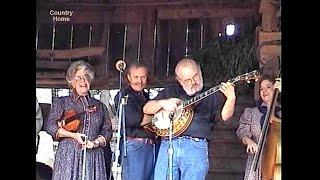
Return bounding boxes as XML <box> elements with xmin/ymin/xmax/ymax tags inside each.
<box><xmin>182</xmin><ymin>72</ymin><xmax>200</xmax><ymax>85</ymax></box>
<box><xmin>74</xmin><ymin>74</ymin><xmax>91</xmax><ymax>82</ymax></box>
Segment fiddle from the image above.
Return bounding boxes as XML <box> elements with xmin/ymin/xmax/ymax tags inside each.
<box><xmin>58</xmin><ymin>106</ymin><xmax>97</xmax><ymax>132</ymax></box>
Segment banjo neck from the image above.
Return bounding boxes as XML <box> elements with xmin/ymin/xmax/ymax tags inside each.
<box><xmin>183</xmin><ymin>70</ymin><xmax>259</xmax><ymax>108</ymax></box>
<box><xmin>183</xmin><ymin>78</ymin><xmax>239</xmax><ymax>108</ymax></box>
<box><xmin>183</xmin><ymin>86</ymin><xmax>220</xmax><ymax>108</ymax></box>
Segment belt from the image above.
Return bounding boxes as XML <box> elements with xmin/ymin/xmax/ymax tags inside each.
<box><xmin>126</xmin><ymin>137</ymin><xmax>155</xmax><ymax>144</ymax></box>
<box><xmin>162</xmin><ymin>135</ymin><xmax>206</xmax><ymax>142</ymax></box>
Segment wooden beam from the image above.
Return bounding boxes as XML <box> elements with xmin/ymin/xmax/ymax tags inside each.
<box><xmin>37</xmin><ymin>1</ymin><xmax>257</xmax><ymax>24</ymax></box>
<box><xmin>36</xmin><ymin>74</ymin><xmax>179</xmax><ymax>89</ymax></box>
<box><xmin>260</xmin><ymin>45</ymin><xmax>281</xmax><ymax>58</ymax></box>
<box><xmin>36</xmin><ymin>47</ymin><xmax>105</xmax><ymax>59</ymax></box>
<box><xmin>258</xmin><ymin>31</ymin><xmax>281</xmax><ymax>44</ymax></box>
<box><xmin>40</xmin><ymin>1</ymin><xmax>241</xmax><ymax>8</ymax></box>
<box><xmin>158</xmin><ymin>7</ymin><xmax>257</xmax><ymax>19</ymax></box>
<box><xmin>37</xmin><ymin>10</ymin><xmax>112</xmax><ymax>24</ymax></box>
<box><xmin>141</xmin><ymin>8</ymin><xmax>156</xmax><ymax>75</ymax></box>
<box><xmin>36</xmin><ymin>71</ymin><xmax>66</xmax><ymax>79</ymax></box>
<box><xmin>36</xmin><ymin>79</ymin><xmax>68</xmax><ymax>86</ymax></box>
<box><xmin>258</xmin><ymin>44</ymin><xmax>281</xmax><ymax>69</ymax></box>
<box><xmin>36</xmin><ymin>61</ymin><xmax>71</xmax><ymax>70</ymax></box>
<box><xmin>259</xmin><ymin>0</ymin><xmax>279</xmax><ymax>32</ymax></box>
<box><xmin>111</xmin><ymin>7</ymin><xmax>144</xmax><ymax>24</ymax></box>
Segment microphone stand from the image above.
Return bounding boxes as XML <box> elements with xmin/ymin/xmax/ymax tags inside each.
<box><xmin>111</xmin><ymin>95</ymin><xmax>128</xmax><ymax>180</ymax></box>
<box><xmin>81</xmin><ymin>135</ymin><xmax>88</xmax><ymax>180</ymax></box>
<box><xmin>167</xmin><ymin>112</ymin><xmax>174</xmax><ymax>180</ymax></box>
<box><xmin>110</xmin><ymin>61</ymin><xmax>127</xmax><ymax>180</ymax></box>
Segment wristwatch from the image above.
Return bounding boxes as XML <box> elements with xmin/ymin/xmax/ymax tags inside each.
<box><xmin>93</xmin><ymin>140</ymin><xmax>100</xmax><ymax>147</ymax></box>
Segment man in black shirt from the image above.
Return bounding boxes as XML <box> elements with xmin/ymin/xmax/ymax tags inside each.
<box><xmin>143</xmin><ymin>58</ymin><xmax>236</xmax><ymax>180</ymax></box>
<box><xmin>114</xmin><ymin>61</ymin><xmax>157</xmax><ymax>180</ymax></box>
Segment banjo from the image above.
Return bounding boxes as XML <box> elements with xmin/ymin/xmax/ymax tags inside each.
<box><xmin>143</xmin><ymin>70</ymin><xmax>260</xmax><ymax>137</ymax></box>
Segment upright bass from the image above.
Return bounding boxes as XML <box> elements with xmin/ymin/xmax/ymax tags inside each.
<box><xmin>248</xmin><ymin>77</ymin><xmax>281</xmax><ymax>180</ymax></box>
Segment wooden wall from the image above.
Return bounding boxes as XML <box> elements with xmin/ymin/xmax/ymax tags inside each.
<box><xmin>36</xmin><ymin>0</ymin><xmax>259</xmax><ymax>89</ymax></box>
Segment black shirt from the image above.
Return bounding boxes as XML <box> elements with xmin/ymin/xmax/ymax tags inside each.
<box><xmin>115</xmin><ymin>86</ymin><xmax>156</xmax><ymax>139</ymax></box>
<box><xmin>154</xmin><ymin>83</ymin><xmax>225</xmax><ymax>140</ymax></box>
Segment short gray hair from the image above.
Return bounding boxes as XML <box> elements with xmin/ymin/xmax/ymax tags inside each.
<box><xmin>65</xmin><ymin>60</ymin><xmax>95</xmax><ymax>86</ymax></box>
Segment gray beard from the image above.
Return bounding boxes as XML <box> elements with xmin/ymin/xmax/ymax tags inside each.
<box><xmin>183</xmin><ymin>84</ymin><xmax>203</xmax><ymax>96</ymax></box>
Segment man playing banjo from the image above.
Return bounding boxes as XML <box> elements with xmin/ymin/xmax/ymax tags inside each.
<box><xmin>143</xmin><ymin>58</ymin><xmax>236</xmax><ymax>180</ymax></box>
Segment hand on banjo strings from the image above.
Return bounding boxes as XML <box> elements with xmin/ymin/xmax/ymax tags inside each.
<box><xmin>158</xmin><ymin>98</ymin><xmax>181</xmax><ymax>113</ymax></box>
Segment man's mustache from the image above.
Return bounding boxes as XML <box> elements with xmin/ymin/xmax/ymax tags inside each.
<box><xmin>131</xmin><ymin>82</ymin><xmax>146</xmax><ymax>86</ymax></box>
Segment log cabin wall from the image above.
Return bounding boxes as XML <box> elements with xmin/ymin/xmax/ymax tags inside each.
<box><xmin>254</xmin><ymin>0</ymin><xmax>281</xmax><ymax>100</ymax></box>
<box><xmin>36</xmin><ymin>0</ymin><xmax>260</xmax><ymax>89</ymax></box>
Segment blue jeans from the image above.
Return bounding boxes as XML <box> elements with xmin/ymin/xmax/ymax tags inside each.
<box><xmin>121</xmin><ymin>138</ymin><xmax>156</xmax><ymax>180</ymax></box>
<box><xmin>154</xmin><ymin>136</ymin><xmax>209</xmax><ymax>180</ymax></box>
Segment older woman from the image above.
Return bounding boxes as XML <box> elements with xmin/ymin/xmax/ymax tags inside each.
<box><xmin>236</xmin><ymin>75</ymin><xmax>281</xmax><ymax>180</ymax></box>
<box><xmin>44</xmin><ymin>60</ymin><xmax>113</xmax><ymax>180</ymax></box>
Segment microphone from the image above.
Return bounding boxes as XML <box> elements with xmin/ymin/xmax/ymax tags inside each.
<box><xmin>115</xmin><ymin>60</ymin><xmax>126</xmax><ymax>72</ymax></box>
